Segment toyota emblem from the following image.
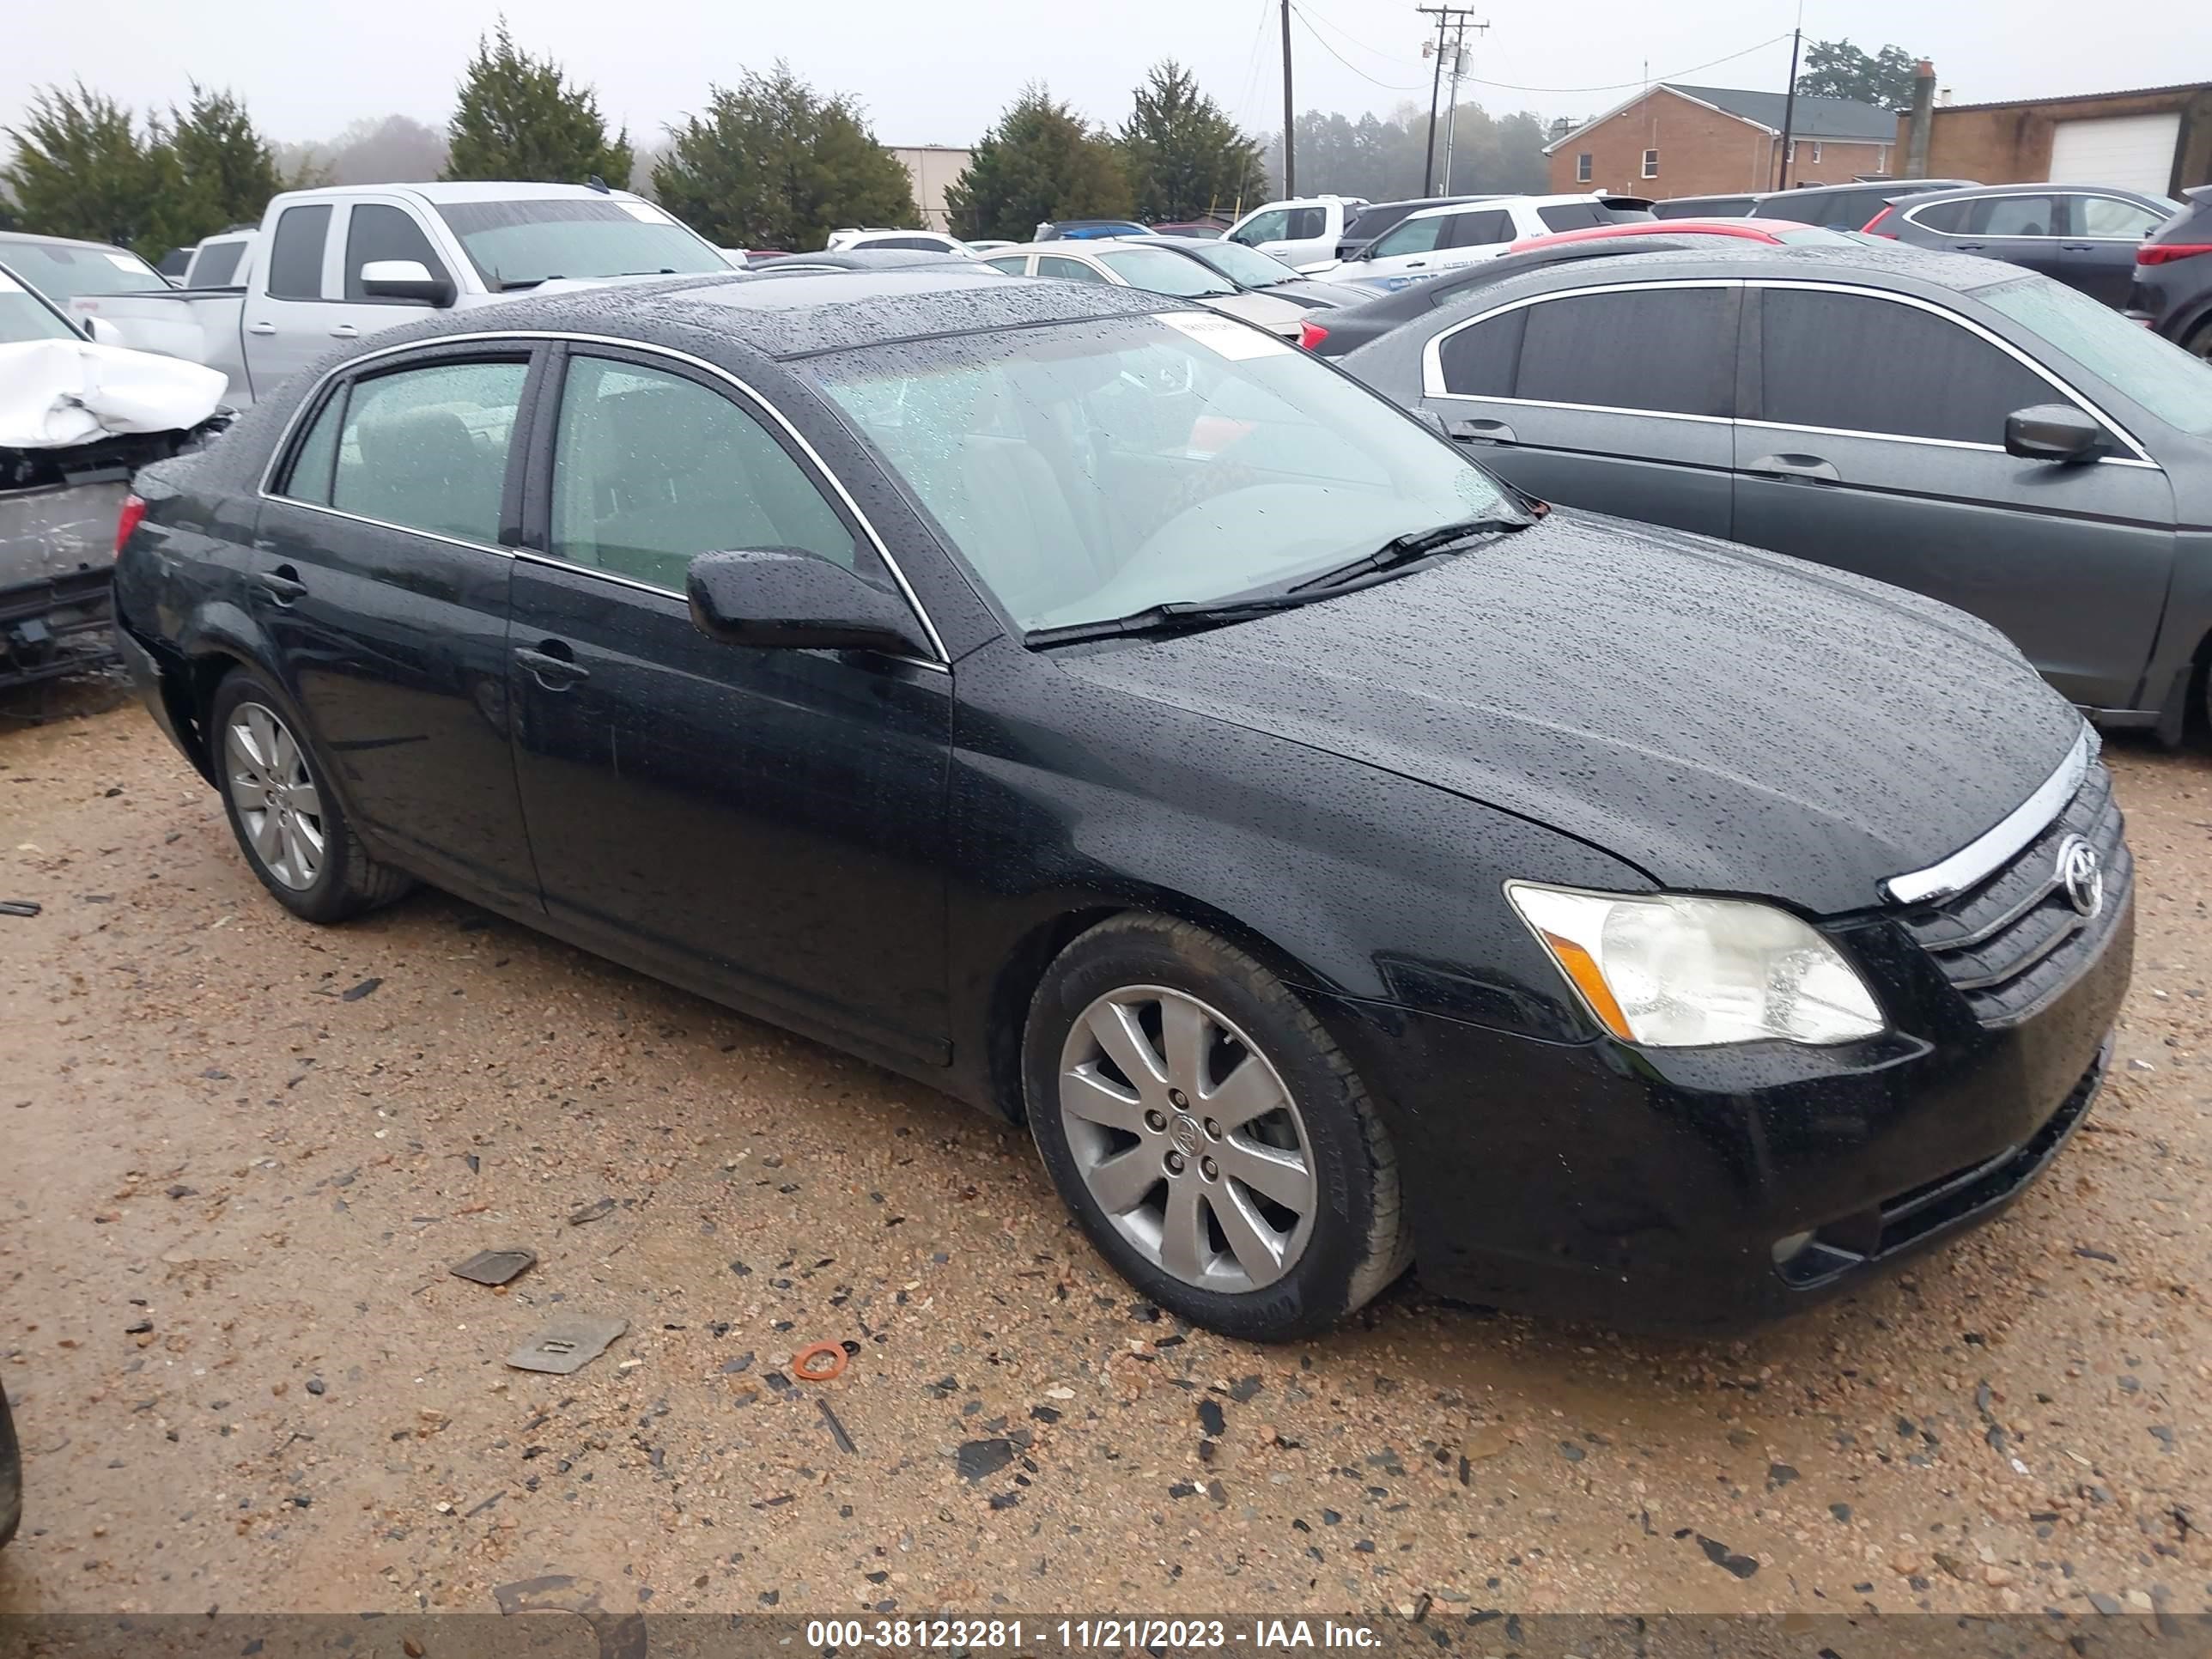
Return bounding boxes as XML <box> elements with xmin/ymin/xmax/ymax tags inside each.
<box><xmin>2055</xmin><ymin>835</ymin><xmax>2104</xmax><ymax>919</ymax></box>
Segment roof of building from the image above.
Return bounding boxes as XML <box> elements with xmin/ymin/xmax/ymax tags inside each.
<box><xmin>1929</xmin><ymin>80</ymin><xmax>2212</xmax><ymax>114</ymax></box>
<box><xmin>1542</xmin><ymin>82</ymin><xmax>1900</xmax><ymax>154</ymax></box>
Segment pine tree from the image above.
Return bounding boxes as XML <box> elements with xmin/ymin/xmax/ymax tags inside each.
<box><xmin>443</xmin><ymin>20</ymin><xmax>633</xmax><ymax>185</ymax></box>
<box><xmin>1118</xmin><ymin>61</ymin><xmax>1266</xmax><ymax>223</ymax></box>
<box><xmin>945</xmin><ymin>87</ymin><xmax>1133</xmax><ymax>243</ymax></box>
<box><xmin>653</xmin><ymin>64</ymin><xmax>917</xmax><ymax>250</ymax></box>
<box><xmin>2</xmin><ymin>84</ymin><xmax>169</xmax><ymax>254</ymax></box>
<box><xmin>167</xmin><ymin>84</ymin><xmax>285</xmax><ymax>234</ymax></box>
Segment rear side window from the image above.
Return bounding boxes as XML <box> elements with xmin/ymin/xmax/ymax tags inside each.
<box><xmin>1038</xmin><ymin>255</ymin><xmax>1108</xmax><ymax>283</ymax></box>
<box><xmin>343</xmin><ymin>204</ymin><xmax>452</xmax><ymax>302</ymax></box>
<box><xmin>266</xmin><ymin>204</ymin><xmax>331</xmax><ymax>301</ymax></box>
<box><xmin>331</xmin><ymin>359</ymin><xmax>529</xmax><ymax>543</ymax></box>
<box><xmin>1443</xmin><ymin>210</ymin><xmax>1513</xmax><ymax>249</ymax></box>
<box><xmin>983</xmin><ymin>256</ymin><xmax>1030</xmax><ymax>275</ymax></box>
<box><xmin>1512</xmin><ymin>287</ymin><xmax>1735</xmax><ymax>416</ymax></box>
<box><xmin>191</xmin><ymin>240</ymin><xmax>246</xmax><ymax>286</ymax></box>
<box><xmin>550</xmin><ymin>356</ymin><xmax>861</xmax><ymax>592</ymax></box>
<box><xmin>1905</xmin><ymin>199</ymin><xmax>1969</xmax><ymax>233</ymax></box>
<box><xmin>868</xmin><ymin>236</ymin><xmax>953</xmax><ymax>252</ymax></box>
<box><xmin>1435</xmin><ymin>307</ymin><xmax>1526</xmax><ymax>397</ymax></box>
<box><xmin>1972</xmin><ymin>194</ymin><xmax>2058</xmax><ymax>237</ymax></box>
<box><xmin>1757</xmin><ymin>289</ymin><xmax>2057</xmax><ymax>444</ymax></box>
<box><xmin>281</xmin><ymin>388</ymin><xmax>348</xmax><ymax>504</ymax></box>
<box><xmin>1535</xmin><ymin>203</ymin><xmax>1611</xmax><ymax>233</ymax></box>
<box><xmin>1287</xmin><ymin>207</ymin><xmax>1327</xmax><ymax>241</ymax></box>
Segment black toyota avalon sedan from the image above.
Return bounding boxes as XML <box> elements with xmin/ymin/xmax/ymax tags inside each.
<box><xmin>111</xmin><ymin>266</ymin><xmax>2132</xmax><ymax>1340</ymax></box>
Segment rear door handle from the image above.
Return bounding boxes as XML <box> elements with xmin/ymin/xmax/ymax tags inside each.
<box><xmin>1747</xmin><ymin>453</ymin><xmax>1840</xmax><ymax>483</ymax></box>
<box><xmin>2059</xmin><ymin>242</ymin><xmax>2095</xmax><ymax>252</ymax></box>
<box><xmin>246</xmin><ymin>321</ymin><xmax>277</xmax><ymax>336</ymax></box>
<box><xmin>256</xmin><ymin>566</ymin><xmax>307</xmax><ymax>605</ymax></box>
<box><xmin>329</xmin><ymin>324</ymin><xmax>360</xmax><ymax>339</ymax></box>
<box><xmin>1952</xmin><ymin>241</ymin><xmax>1986</xmax><ymax>252</ymax></box>
<box><xmin>514</xmin><ymin>641</ymin><xmax>589</xmax><ymax>689</ymax></box>
<box><xmin>1448</xmin><ymin>416</ymin><xmax>1516</xmax><ymax>445</ymax></box>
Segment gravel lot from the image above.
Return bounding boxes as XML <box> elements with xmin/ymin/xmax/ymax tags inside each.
<box><xmin>0</xmin><ymin>678</ymin><xmax>2204</xmax><ymax>1619</ymax></box>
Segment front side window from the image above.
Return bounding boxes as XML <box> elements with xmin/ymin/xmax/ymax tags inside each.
<box><xmin>1510</xmin><ymin>287</ymin><xmax>1735</xmax><ymax>416</ymax></box>
<box><xmin>267</xmin><ymin>204</ymin><xmax>331</xmax><ymax>301</ymax></box>
<box><xmin>2070</xmin><ymin>196</ymin><xmax>2166</xmax><ymax>240</ymax></box>
<box><xmin>1096</xmin><ymin>246</ymin><xmax>1235</xmax><ymax>297</ymax></box>
<box><xmin>811</xmin><ymin>313</ymin><xmax>1516</xmax><ymax>633</ymax></box>
<box><xmin>550</xmin><ymin>356</ymin><xmax>859</xmax><ymax>592</ymax></box>
<box><xmin>1577</xmin><ymin>153</ymin><xmax>1593</xmax><ymax>183</ymax></box>
<box><xmin>330</xmin><ymin>358</ymin><xmax>528</xmax><ymax>543</ymax></box>
<box><xmin>343</xmin><ymin>204</ymin><xmax>453</xmax><ymax>303</ymax></box>
<box><xmin>1231</xmin><ymin>210</ymin><xmax>1289</xmax><ymax>246</ymax></box>
<box><xmin>1372</xmin><ymin>215</ymin><xmax>1447</xmax><ymax>258</ymax></box>
<box><xmin>433</xmin><ymin>198</ymin><xmax>726</xmax><ymax>290</ymax></box>
<box><xmin>1757</xmin><ymin>289</ymin><xmax>2058</xmax><ymax>444</ymax></box>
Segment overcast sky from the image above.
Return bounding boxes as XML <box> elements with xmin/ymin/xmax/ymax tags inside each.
<box><xmin>6</xmin><ymin>0</ymin><xmax>2206</xmax><ymax>153</ymax></box>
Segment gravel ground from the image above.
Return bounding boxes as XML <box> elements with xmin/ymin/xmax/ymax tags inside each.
<box><xmin>0</xmin><ymin>679</ymin><xmax>2203</xmax><ymax>1620</ymax></box>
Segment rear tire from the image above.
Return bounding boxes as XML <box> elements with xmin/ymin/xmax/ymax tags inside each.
<box><xmin>209</xmin><ymin>665</ymin><xmax>414</xmax><ymax>923</ymax></box>
<box><xmin>0</xmin><ymin>1381</ymin><xmax>21</xmax><ymax>1549</ymax></box>
<box><xmin>1023</xmin><ymin>915</ymin><xmax>1413</xmax><ymax>1341</ymax></box>
<box><xmin>2187</xmin><ymin>319</ymin><xmax>2212</xmax><ymax>363</ymax></box>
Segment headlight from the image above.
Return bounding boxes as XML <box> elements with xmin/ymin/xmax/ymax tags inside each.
<box><xmin>1504</xmin><ymin>883</ymin><xmax>1885</xmax><ymax>1047</ymax></box>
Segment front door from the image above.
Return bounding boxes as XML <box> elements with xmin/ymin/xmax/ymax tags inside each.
<box><xmin>1732</xmin><ymin>283</ymin><xmax>2175</xmax><ymax>710</ymax></box>
<box><xmin>237</xmin><ymin>201</ymin><xmax>362</xmax><ymax>402</ymax></box>
<box><xmin>251</xmin><ymin>347</ymin><xmax>544</xmax><ymax>908</ymax></box>
<box><xmin>504</xmin><ymin>346</ymin><xmax>953</xmax><ymax>1061</ymax></box>
<box><xmin>1417</xmin><ymin>280</ymin><xmax>1740</xmax><ymax>538</ymax></box>
<box><xmin>2057</xmin><ymin>193</ymin><xmax>2172</xmax><ymax>307</ymax></box>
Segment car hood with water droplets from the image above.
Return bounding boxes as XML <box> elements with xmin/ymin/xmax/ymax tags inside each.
<box><xmin>1060</xmin><ymin>510</ymin><xmax>2084</xmax><ymax>915</ymax></box>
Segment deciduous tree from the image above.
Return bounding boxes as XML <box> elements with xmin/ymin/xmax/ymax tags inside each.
<box><xmin>1796</xmin><ymin>40</ymin><xmax>1919</xmax><ymax>109</ymax></box>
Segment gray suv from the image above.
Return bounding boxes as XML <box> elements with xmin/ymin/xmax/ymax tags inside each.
<box><xmin>1344</xmin><ymin>242</ymin><xmax>2212</xmax><ymax>738</ymax></box>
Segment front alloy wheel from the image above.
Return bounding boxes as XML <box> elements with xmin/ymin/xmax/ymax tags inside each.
<box><xmin>1059</xmin><ymin>986</ymin><xmax>1316</xmax><ymax>1291</ymax></box>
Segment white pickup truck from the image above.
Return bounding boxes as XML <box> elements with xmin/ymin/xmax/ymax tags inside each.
<box><xmin>72</xmin><ymin>180</ymin><xmax>738</xmax><ymax>405</ymax></box>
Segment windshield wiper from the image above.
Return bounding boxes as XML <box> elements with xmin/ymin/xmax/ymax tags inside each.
<box><xmin>1289</xmin><ymin>514</ymin><xmax>1533</xmax><ymax>592</ymax></box>
<box><xmin>1026</xmin><ymin>592</ymin><xmax>1320</xmax><ymax>648</ymax></box>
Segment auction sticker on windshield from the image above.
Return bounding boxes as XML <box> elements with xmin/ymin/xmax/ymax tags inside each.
<box><xmin>1157</xmin><ymin>310</ymin><xmax>1293</xmax><ymax>360</ymax></box>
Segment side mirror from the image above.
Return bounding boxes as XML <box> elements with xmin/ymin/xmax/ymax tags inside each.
<box><xmin>359</xmin><ymin>259</ymin><xmax>456</xmax><ymax>307</ymax></box>
<box><xmin>2004</xmin><ymin>404</ymin><xmax>2106</xmax><ymax>464</ymax></box>
<box><xmin>82</xmin><ymin>315</ymin><xmax>126</xmax><ymax>346</ymax></box>
<box><xmin>686</xmin><ymin>550</ymin><xmax>928</xmax><ymax>657</ymax></box>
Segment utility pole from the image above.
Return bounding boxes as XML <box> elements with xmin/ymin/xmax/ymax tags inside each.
<box><xmin>1281</xmin><ymin>0</ymin><xmax>1297</xmax><ymax>198</ymax></box>
<box><xmin>1774</xmin><ymin>25</ymin><xmax>1802</xmax><ymax>189</ymax></box>
<box><xmin>1417</xmin><ymin>7</ymin><xmax>1484</xmax><ymax>196</ymax></box>
<box><xmin>1438</xmin><ymin>15</ymin><xmax>1487</xmax><ymax>193</ymax></box>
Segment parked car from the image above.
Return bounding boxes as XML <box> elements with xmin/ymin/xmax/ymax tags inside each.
<box><xmin>978</xmin><ymin>239</ymin><xmax>1314</xmax><ymax>337</ymax></box>
<box><xmin>1142</xmin><ymin>237</ymin><xmax>1375</xmax><ymax>309</ymax></box>
<box><xmin>1650</xmin><ymin>192</ymin><xmax>1758</xmax><ymax>218</ymax></box>
<box><xmin>0</xmin><ymin>231</ymin><xmax>169</xmax><ymax>309</ymax></box>
<box><xmin>2127</xmin><ymin>185</ymin><xmax>2212</xmax><ymax>359</ymax></box>
<box><xmin>1747</xmin><ymin>179</ymin><xmax>1977</xmax><ymax>231</ymax></box>
<box><xmin>1221</xmin><ymin>195</ymin><xmax>1370</xmax><ymax>268</ymax></box>
<box><xmin>965</xmin><ymin>239</ymin><xmax>1019</xmax><ymax>254</ymax></box>
<box><xmin>1</xmin><ymin>1379</ymin><xmax>17</xmax><ymax>1548</ymax></box>
<box><xmin>1298</xmin><ymin>240</ymin><xmax>1710</xmax><ymax>356</ymax></box>
<box><xmin>1334</xmin><ymin>197</ymin><xmax>1493</xmax><ymax>262</ymax></box>
<box><xmin>1874</xmin><ymin>181</ymin><xmax>2181</xmax><ymax>307</ymax></box>
<box><xmin>181</xmin><ymin>228</ymin><xmax>257</xmax><ymax>289</ymax></box>
<box><xmin>1326</xmin><ymin>195</ymin><xmax>1654</xmax><ymax>291</ymax></box>
<box><xmin>1036</xmin><ymin>219</ymin><xmax>1153</xmax><ymax>241</ymax></box>
<box><xmin>115</xmin><ymin>264</ymin><xmax>2129</xmax><ymax>1339</ymax></box>
<box><xmin>1344</xmin><ymin>241</ymin><xmax>2212</xmax><ymax>737</ymax></box>
<box><xmin>155</xmin><ymin>246</ymin><xmax>194</xmax><ymax>279</ymax></box>
<box><xmin>3</xmin><ymin>264</ymin><xmax>229</xmax><ymax>690</ymax></box>
<box><xmin>1505</xmin><ymin>217</ymin><xmax>1856</xmax><ymax>253</ymax></box>
<box><xmin>1151</xmin><ymin>222</ymin><xmax>1228</xmax><ymax>240</ymax></box>
<box><xmin>823</xmin><ymin>228</ymin><xmax>974</xmax><ymax>257</ymax></box>
<box><xmin>70</xmin><ymin>182</ymin><xmax>738</xmax><ymax>406</ymax></box>
<box><xmin>745</xmin><ymin>249</ymin><xmax>984</xmax><ymax>278</ymax></box>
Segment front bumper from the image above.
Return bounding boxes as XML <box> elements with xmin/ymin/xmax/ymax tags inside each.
<box><xmin>1315</xmin><ymin>885</ymin><xmax>2133</xmax><ymax>1334</ymax></box>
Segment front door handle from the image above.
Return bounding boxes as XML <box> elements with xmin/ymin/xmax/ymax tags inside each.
<box><xmin>1747</xmin><ymin>453</ymin><xmax>1840</xmax><ymax>483</ymax></box>
<box><xmin>1404</xmin><ymin>259</ymin><xmax>1427</xmax><ymax>269</ymax></box>
<box><xmin>329</xmin><ymin>324</ymin><xmax>360</xmax><ymax>339</ymax></box>
<box><xmin>2059</xmin><ymin>242</ymin><xmax>2095</xmax><ymax>252</ymax></box>
<box><xmin>1448</xmin><ymin>416</ymin><xmax>1516</xmax><ymax>445</ymax></box>
<box><xmin>246</xmin><ymin>321</ymin><xmax>277</xmax><ymax>336</ymax></box>
<box><xmin>514</xmin><ymin>641</ymin><xmax>590</xmax><ymax>689</ymax></box>
<box><xmin>1952</xmin><ymin>241</ymin><xmax>1986</xmax><ymax>252</ymax></box>
<box><xmin>255</xmin><ymin>566</ymin><xmax>307</xmax><ymax>605</ymax></box>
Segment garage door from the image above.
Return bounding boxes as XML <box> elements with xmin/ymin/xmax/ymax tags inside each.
<box><xmin>2048</xmin><ymin>112</ymin><xmax>2181</xmax><ymax>196</ymax></box>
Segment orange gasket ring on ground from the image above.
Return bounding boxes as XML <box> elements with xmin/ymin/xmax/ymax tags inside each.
<box><xmin>792</xmin><ymin>1342</ymin><xmax>848</xmax><ymax>1382</ymax></box>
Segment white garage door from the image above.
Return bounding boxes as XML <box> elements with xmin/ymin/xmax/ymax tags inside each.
<box><xmin>2048</xmin><ymin>112</ymin><xmax>2180</xmax><ymax>196</ymax></box>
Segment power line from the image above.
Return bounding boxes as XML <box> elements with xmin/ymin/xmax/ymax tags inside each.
<box><xmin>1461</xmin><ymin>33</ymin><xmax>1792</xmax><ymax>94</ymax></box>
<box><xmin>1293</xmin><ymin>0</ymin><xmax>1416</xmax><ymax>65</ymax></box>
<box><xmin>1286</xmin><ymin>3</ymin><xmax>1425</xmax><ymax>92</ymax></box>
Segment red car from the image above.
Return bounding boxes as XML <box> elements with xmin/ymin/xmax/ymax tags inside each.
<box><xmin>1504</xmin><ymin>217</ymin><xmax>1853</xmax><ymax>254</ymax></box>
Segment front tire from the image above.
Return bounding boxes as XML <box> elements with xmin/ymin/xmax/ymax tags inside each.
<box><xmin>0</xmin><ymin>1381</ymin><xmax>21</xmax><ymax>1548</ymax></box>
<box><xmin>1024</xmin><ymin>915</ymin><xmax>1412</xmax><ymax>1340</ymax></box>
<box><xmin>209</xmin><ymin>666</ymin><xmax>413</xmax><ymax>923</ymax></box>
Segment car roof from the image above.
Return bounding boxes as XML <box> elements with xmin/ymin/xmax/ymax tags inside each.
<box><xmin>277</xmin><ymin>180</ymin><xmax>651</xmax><ymax>206</ymax></box>
<box><xmin>1753</xmin><ymin>179</ymin><xmax>1974</xmax><ymax>203</ymax></box>
<box><xmin>1417</xmin><ymin>240</ymin><xmax>2029</xmax><ymax>313</ymax></box>
<box><xmin>1894</xmin><ymin>180</ymin><xmax>2166</xmax><ymax>206</ymax></box>
<box><xmin>0</xmin><ymin>229</ymin><xmax>151</xmax><ymax>255</ymax></box>
<box><xmin>1400</xmin><ymin>194</ymin><xmax>1609</xmax><ymax>222</ymax></box>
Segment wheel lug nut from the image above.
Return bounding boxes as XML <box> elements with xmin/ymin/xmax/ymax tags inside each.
<box><xmin>1168</xmin><ymin>1088</ymin><xmax>1188</xmax><ymax>1109</ymax></box>
<box><xmin>1200</xmin><ymin>1157</ymin><xmax>1218</xmax><ymax>1181</ymax></box>
<box><xmin>1144</xmin><ymin>1109</ymin><xmax>1167</xmax><ymax>1132</ymax></box>
<box><xmin>1203</xmin><ymin>1118</ymin><xmax>1221</xmax><ymax>1139</ymax></box>
<box><xmin>1164</xmin><ymin>1151</ymin><xmax>1185</xmax><ymax>1175</ymax></box>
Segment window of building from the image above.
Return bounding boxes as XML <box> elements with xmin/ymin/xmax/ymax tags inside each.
<box><xmin>1576</xmin><ymin>153</ymin><xmax>1593</xmax><ymax>183</ymax></box>
<box><xmin>1642</xmin><ymin>149</ymin><xmax>1659</xmax><ymax>179</ymax></box>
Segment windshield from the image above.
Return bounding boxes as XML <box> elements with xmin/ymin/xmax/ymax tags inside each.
<box><xmin>1096</xmin><ymin>246</ymin><xmax>1237</xmax><ymax>298</ymax></box>
<box><xmin>1979</xmin><ymin>275</ymin><xmax>2212</xmax><ymax>438</ymax></box>
<box><xmin>433</xmin><ymin>198</ymin><xmax>728</xmax><ymax>288</ymax></box>
<box><xmin>1183</xmin><ymin>240</ymin><xmax>1301</xmax><ymax>289</ymax></box>
<box><xmin>811</xmin><ymin>311</ymin><xmax>1515</xmax><ymax>632</ymax></box>
<box><xmin>0</xmin><ymin>268</ymin><xmax>81</xmax><ymax>343</ymax></box>
<box><xmin>0</xmin><ymin>237</ymin><xmax>166</xmax><ymax>302</ymax></box>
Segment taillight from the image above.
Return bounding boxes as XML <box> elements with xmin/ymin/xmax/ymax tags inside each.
<box><xmin>1297</xmin><ymin>319</ymin><xmax>1329</xmax><ymax>351</ymax></box>
<box><xmin>1861</xmin><ymin>206</ymin><xmax>1899</xmax><ymax>237</ymax></box>
<box><xmin>2137</xmin><ymin>243</ymin><xmax>2212</xmax><ymax>265</ymax></box>
<box><xmin>115</xmin><ymin>493</ymin><xmax>146</xmax><ymax>556</ymax></box>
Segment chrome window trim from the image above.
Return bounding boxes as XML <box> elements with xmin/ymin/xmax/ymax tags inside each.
<box><xmin>1734</xmin><ymin>415</ymin><xmax>2161</xmax><ymax>468</ymax></box>
<box><xmin>1882</xmin><ymin>725</ymin><xmax>2095</xmax><ymax>907</ymax></box>
<box><xmin>1419</xmin><ymin>277</ymin><xmax>1741</xmax><ymax>404</ymax></box>
<box><xmin>1423</xmin><ymin>391</ymin><xmax>1730</xmax><ymax>426</ymax></box>
<box><xmin>255</xmin><ymin>328</ymin><xmax>951</xmax><ymax>663</ymax></box>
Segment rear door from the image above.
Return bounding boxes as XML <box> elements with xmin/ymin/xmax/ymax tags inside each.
<box><xmin>1951</xmin><ymin>193</ymin><xmax>2071</xmax><ymax>282</ymax></box>
<box><xmin>2057</xmin><ymin>193</ymin><xmax>2171</xmax><ymax>307</ymax></box>
<box><xmin>1428</xmin><ymin>209</ymin><xmax>1516</xmax><ymax>276</ymax></box>
<box><xmin>238</xmin><ymin>202</ymin><xmax>362</xmax><ymax>398</ymax></box>
<box><xmin>252</xmin><ymin>343</ymin><xmax>544</xmax><ymax>908</ymax></box>
<box><xmin>1416</xmin><ymin>279</ymin><xmax>1739</xmax><ymax>537</ymax></box>
<box><xmin>1732</xmin><ymin>282</ymin><xmax>2175</xmax><ymax>709</ymax></box>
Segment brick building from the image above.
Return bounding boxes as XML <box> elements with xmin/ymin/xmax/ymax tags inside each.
<box><xmin>1543</xmin><ymin>82</ymin><xmax>1899</xmax><ymax>200</ymax></box>
<box><xmin>1899</xmin><ymin>81</ymin><xmax>2212</xmax><ymax>197</ymax></box>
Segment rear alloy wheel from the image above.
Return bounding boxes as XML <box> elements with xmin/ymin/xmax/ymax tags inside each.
<box><xmin>2189</xmin><ymin>320</ymin><xmax>2212</xmax><ymax>363</ymax></box>
<box><xmin>1025</xmin><ymin>915</ymin><xmax>1411</xmax><ymax>1340</ymax></box>
<box><xmin>208</xmin><ymin>666</ymin><xmax>414</xmax><ymax>923</ymax></box>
